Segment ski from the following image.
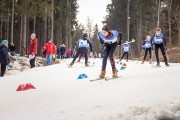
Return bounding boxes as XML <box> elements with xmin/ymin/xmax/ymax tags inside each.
<box><xmin>105</xmin><ymin>76</ymin><xmax>121</xmax><ymax>81</ymax></box>
<box><xmin>90</xmin><ymin>77</ymin><xmax>107</xmax><ymax>82</ymax></box>
<box><xmin>82</xmin><ymin>65</ymin><xmax>95</xmax><ymax>68</ymax></box>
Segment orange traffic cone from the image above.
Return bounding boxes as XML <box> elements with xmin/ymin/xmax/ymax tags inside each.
<box><xmin>123</xmin><ymin>63</ymin><xmax>127</xmax><ymax>67</ymax></box>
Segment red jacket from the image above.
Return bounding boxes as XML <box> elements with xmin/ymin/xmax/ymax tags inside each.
<box><xmin>29</xmin><ymin>38</ymin><xmax>38</xmax><ymax>55</ymax></box>
<box><xmin>43</xmin><ymin>41</ymin><xmax>56</xmax><ymax>54</ymax></box>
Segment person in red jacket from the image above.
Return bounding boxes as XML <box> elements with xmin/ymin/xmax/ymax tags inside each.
<box><xmin>28</xmin><ymin>33</ymin><xmax>38</xmax><ymax>68</ymax></box>
<box><xmin>43</xmin><ymin>38</ymin><xmax>56</xmax><ymax>65</ymax></box>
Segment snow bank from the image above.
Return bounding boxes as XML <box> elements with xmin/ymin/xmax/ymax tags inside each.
<box><xmin>0</xmin><ymin>58</ymin><xmax>180</xmax><ymax>120</ymax></box>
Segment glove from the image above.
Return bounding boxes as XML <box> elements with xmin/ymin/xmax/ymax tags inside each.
<box><xmin>151</xmin><ymin>46</ymin><xmax>154</xmax><ymax>50</ymax></box>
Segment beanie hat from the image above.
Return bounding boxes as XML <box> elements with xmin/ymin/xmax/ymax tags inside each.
<box><xmin>2</xmin><ymin>40</ymin><xmax>8</xmax><ymax>44</ymax></box>
<box><xmin>83</xmin><ymin>33</ymin><xmax>88</xmax><ymax>38</ymax></box>
<box><xmin>102</xmin><ymin>25</ymin><xmax>110</xmax><ymax>32</ymax></box>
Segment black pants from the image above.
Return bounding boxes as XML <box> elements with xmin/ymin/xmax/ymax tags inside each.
<box><xmin>72</xmin><ymin>48</ymin><xmax>88</xmax><ymax>64</ymax></box>
<box><xmin>120</xmin><ymin>52</ymin><xmax>129</xmax><ymax>61</ymax></box>
<box><xmin>155</xmin><ymin>44</ymin><xmax>168</xmax><ymax>65</ymax></box>
<box><xmin>143</xmin><ymin>48</ymin><xmax>152</xmax><ymax>60</ymax></box>
<box><xmin>1</xmin><ymin>64</ymin><xmax>6</xmax><ymax>77</ymax></box>
<box><xmin>102</xmin><ymin>42</ymin><xmax>117</xmax><ymax>70</ymax></box>
<box><xmin>30</xmin><ymin>55</ymin><xmax>36</xmax><ymax>68</ymax></box>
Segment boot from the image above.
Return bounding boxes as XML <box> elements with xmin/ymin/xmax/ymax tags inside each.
<box><xmin>141</xmin><ymin>60</ymin><xmax>144</xmax><ymax>64</ymax></box>
<box><xmin>149</xmin><ymin>59</ymin><xmax>152</xmax><ymax>64</ymax></box>
<box><xmin>99</xmin><ymin>70</ymin><xmax>106</xmax><ymax>78</ymax></box>
<box><xmin>69</xmin><ymin>62</ymin><xmax>74</xmax><ymax>67</ymax></box>
<box><xmin>112</xmin><ymin>69</ymin><xmax>118</xmax><ymax>78</ymax></box>
<box><xmin>85</xmin><ymin>63</ymin><xmax>89</xmax><ymax>67</ymax></box>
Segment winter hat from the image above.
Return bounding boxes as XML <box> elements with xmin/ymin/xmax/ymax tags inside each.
<box><xmin>102</xmin><ymin>25</ymin><xmax>110</xmax><ymax>32</ymax></box>
<box><xmin>2</xmin><ymin>40</ymin><xmax>8</xmax><ymax>44</ymax></box>
<box><xmin>83</xmin><ymin>33</ymin><xmax>88</xmax><ymax>38</ymax></box>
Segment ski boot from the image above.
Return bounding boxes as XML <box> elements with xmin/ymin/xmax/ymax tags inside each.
<box><xmin>99</xmin><ymin>70</ymin><xmax>106</xmax><ymax>78</ymax></box>
<box><xmin>85</xmin><ymin>63</ymin><xmax>89</xmax><ymax>67</ymax></box>
<box><xmin>141</xmin><ymin>60</ymin><xmax>144</xmax><ymax>64</ymax></box>
<box><xmin>149</xmin><ymin>59</ymin><xmax>152</xmax><ymax>64</ymax></box>
<box><xmin>112</xmin><ymin>69</ymin><xmax>118</xmax><ymax>78</ymax></box>
<box><xmin>156</xmin><ymin>63</ymin><xmax>161</xmax><ymax>67</ymax></box>
<box><xmin>68</xmin><ymin>62</ymin><xmax>74</xmax><ymax>67</ymax></box>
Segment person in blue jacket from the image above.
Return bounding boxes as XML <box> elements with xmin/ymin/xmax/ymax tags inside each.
<box><xmin>141</xmin><ymin>35</ymin><xmax>152</xmax><ymax>64</ymax></box>
<box><xmin>69</xmin><ymin>33</ymin><xmax>92</xmax><ymax>67</ymax></box>
<box><xmin>99</xmin><ymin>25</ymin><xmax>122</xmax><ymax>78</ymax></box>
<box><xmin>120</xmin><ymin>41</ymin><xmax>130</xmax><ymax>62</ymax></box>
<box><xmin>150</xmin><ymin>28</ymin><xmax>169</xmax><ymax>66</ymax></box>
<box><xmin>0</xmin><ymin>40</ymin><xmax>10</xmax><ymax>77</ymax></box>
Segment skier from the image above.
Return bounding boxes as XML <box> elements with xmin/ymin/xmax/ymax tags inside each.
<box><xmin>69</xmin><ymin>33</ymin><xmax>92</xmax><ymax>67</ymax></box>
<box><xmin>141</xmin><ymin>35</ymin><xmax>152</xmax><ymax>64</ymax></box>
<box><xmin>151</xmin><ymin>28</ymin><xmax>169</xmax><ymax>66</ymax></box>
<box><xmin>28</xmin><ymin>33</ymin><xmax>38</xmax><ymax>68</ymax></box>
<box><xmin>0</xmin><ymin>40</ymin><xmax>10</xmax><ymax>77</ymax></box>
<box><xmin>119</xmin><ymin>41</ymin><xmax>130</xmax><ymax>62</ymax></box>
<box><xmin>99</xmin><ymin>25</ymin><xmax>122</xmax><ymax>78</ymax></box>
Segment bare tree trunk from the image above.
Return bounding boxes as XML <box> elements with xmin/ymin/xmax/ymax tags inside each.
<box><xmin>0</xmin><ymin>13</ymin><xmax>3</xmax><ymax>37</ymax></box>
<box><xmin>137</xmin><ymin>11</ymin><xmax>143</xmax><ymax>55</ymax></box>
<box><xmin>22</xmin><ymin>14</ymin><xmax>27</xmax><ymax>55</ymax></box>
<box><xmin>11</xmin><ymin>0</ymin><xmax>15</xmax><ymax>43</ymax></box>
<box><xmin>51</xmin><ymin>0</ymin><xmax>54</xmax><ymax>40</ymax></box>
<box><xmin>43</xmin><ymin>15</ymin><xmax>47</xmax><ymax>44</ymax></box>
<box><xmin>20</xmin><ymin>15</ymin><xmax>23</xmax><ymax>54</ymax></box>
<box><xmin>33</xmin><ymin>16</ymin><xmax>36</xmax><ymax>33</ymax></box>
<box><xmin>168</xmin><ymin>0</ymin><xmax>172</xmax><ymax>47</ymax></box>
<box><xmin>127</xmin><ymin>0</ymin><xmax>130</xmax><ymax>41</ymax></box>
<box><xmin>7</xmin><ymin>9</ymin><xmax>9</xmax><ymax>40</ymax></box>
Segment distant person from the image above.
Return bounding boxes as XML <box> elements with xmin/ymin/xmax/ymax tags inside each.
<box><xmin>151</xmin><ymin>28</ymin><xmax>169</xmax><ymax>66</ymax></box>
<box><xmin>141</xmin><ymin>35</ymin><xmax>152</xmax><ymax>64</ymax></box>
<box><xmin>57</xmin><ymin>45</ymin><xmax>61</xmax><ymax>59</ymax></box>
<box><xmin>60</xmin><ymin>44</ymin><xmax>66</xmax><ymax>59</ymax></box>
<box><xmin>43</xmin><ymin>38</ymin><xmax>56</xmax><ymax>65</ymax></box>
<box><xmin>120</xmin><ymin>41</ymin><xmax>130</xmax><ymax>62</ymax></box>
<box><xmin>9</xmin><ymin>42</ymin><xmax>16</xmax><ymax>56</ymax></box>
<box><xmin>69</xmin><ymin>33</ymin><xmax>92</xmax><ymax>67</ymax></box>
<box><xmin>0</xmin><ymin>40</ymin><xmax>10</xmax><ymax>77</ymax></box>
<box><xmin>28</xmin><ymin>33</ymin><xmax>38</xmax><ymax>68</ymax></box>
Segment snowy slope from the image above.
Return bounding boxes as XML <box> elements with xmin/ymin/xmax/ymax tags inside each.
<box><xmin>0</xmin><ymin>58</ymin><xmax>180</xmax><ymax>120</ymax></box>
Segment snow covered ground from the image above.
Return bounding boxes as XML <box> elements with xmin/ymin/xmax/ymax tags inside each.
<box><xmin>0</xmin><ymin>58</ymin><xmax>180</xmax><ymax>120</ymax></box>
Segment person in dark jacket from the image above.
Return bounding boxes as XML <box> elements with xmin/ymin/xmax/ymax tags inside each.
<box><xmin>0</xmin><ymin>40</ymin><xmax>10</xmax><ymax>77</ymax></box>
<box><xmin>150</xmin><ymin>28</ymin><xmax>169</xmax><ymax>66</ymax></box>
<box><xmin>9</xmin><ymin>42</ymin><xmax>16</xmax><ymax>56</ymax></box>
<box><xmin>60</xmin><ymin>44</ymin><xmax>66</xmax><ymax>59</ymax></box>
<box><xmin>69</xmin><ymin>33</ymin><xmax>92</xmax><ymax>67</ymax></box>
<box><xmin>57</xmin><ymin>45</ymin><xmax>61</xmax><ymax>59</ymax></box>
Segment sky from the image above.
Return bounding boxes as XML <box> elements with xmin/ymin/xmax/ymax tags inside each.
<box><xmin>77</xmin><ymin>0</ymin><xmax>111</xmax><ymax>30</ymax></box>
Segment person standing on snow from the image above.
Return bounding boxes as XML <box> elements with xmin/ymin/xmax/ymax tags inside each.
<box><xmin>99</xmin><ymin>25</ymin><xmax>122</xmax><ymax>78</ymax></box>
<box><xmin>28</xmin><ymin>33</ymin><xmax>38</xmax><ymax>68</ymax></box>
<box><xmin>69</xmin><ymin>33</ymin><xmax>92</xmax><ymax>67</ymax></box>
<box><xmin>141</xmin><ymin>35</ymin><xmax>153</xmax><ymax>64</ymax></box>
<box><xmin>119</xmin><ymin>41</ymin><xmax>130</xmax><ymax>62</ymax></box>
<box><xmin>43</xmin><ymin>38</ymin><xmax>56</xmax><ymax>65</ymax></box>
<box><xmin>0</xmin><ymin>40</ymin><xmax>10</xmax><ymax>77</ymax></box>
<box><xmin>151</xmin><ymin>28</ymin><xmax>169</xmax><ymax>66</ymax></box>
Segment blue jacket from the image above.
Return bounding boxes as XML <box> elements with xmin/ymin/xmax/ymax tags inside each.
<box><xmin>0</xmin><ymin>45</ymin><xmax>10</xmax><ymax>65</ymax></box>
<box><xmin>123</xmin><ymin>44</ymin><xmax>130</xmax><ymax>52</ymax></box>
<box><xmin>142</xmin><ymin>40</ymin><xmax>152</xmax><ymax>49</ymax></box>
